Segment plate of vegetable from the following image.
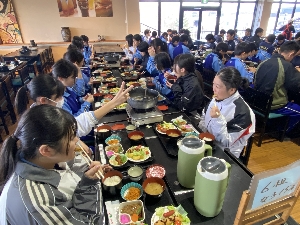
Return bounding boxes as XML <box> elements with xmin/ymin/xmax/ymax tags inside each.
<box><xmin>156</xmin><ymin>122</ymin><xmax>176</xmax><ymax>134</ymax></box>
<box><xmin>171</xmin><ymin>116</ymin><xmax>187</xmax><ymax>127</ymax></box>
<box><xmin>125</xmin><ymin>145</ymin><xmax>151</xmax><ymax>162</ymax></box>
<box><xmin>151</xmin><ymin>205</ymin><xmax>190</xmax><ymax>225</ymax></box>
<box><xmin>109</xmin><ymin>154</ymin><xmax>128</xmax><ymax>167</ymax></box>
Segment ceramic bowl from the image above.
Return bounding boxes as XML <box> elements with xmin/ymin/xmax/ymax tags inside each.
<box><xmin>121</xmin><ymin>182</ymin><xmax>143</xmax><ymax>201</ymax></box>
<box><xmin>95</xmin><ymin>125</ymin><xmax>112</xmax><ymax>141</ymax></box>
<box><xmin>146</xmin><ymin>164</ymin><xmax>166</xmax><ymax>179</ymax></box>
<box><xmin>102</xmin><ymin>170</ymin><xmax>123</xmax><ymax>195</ymax></box>
<box><xmin>105</xmin><ymin>135</ymin><xmax>121</xmax><ymax>146</ymax></box>
<box><xmin>127</xmin><ymin>166</ymin><xmax>144</xmax><ymax>182</ymax></box>
<box><xmin>142</xmin><ymin>177</ymin><xmax>166</xmax><ymax>198</ymax></box>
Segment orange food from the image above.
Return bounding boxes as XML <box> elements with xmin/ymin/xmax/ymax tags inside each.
<box><xmin>131</xmin><ymin>214</ymin><xmax>139</xmax><ymax>222</ymax></box>
<box><xmin>125</xmin><ymin>187</ymin><xmax>140</xmax><ymax>201</ymax></box>
<box><xmin>107</xmin><ymin>139</ymin><xmax>119</xmax><ymax>145</ymax></box>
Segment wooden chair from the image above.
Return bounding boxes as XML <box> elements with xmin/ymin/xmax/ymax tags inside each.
<box><xmin>201</xmin><ymin>68</ymin><xmax>216</xmax><ymax>99</ymax></box>
<box><xmin>0</xmin><ymin>84</ymin><xmax>11</xmax><ymax>135</ymax></box>
<box><xmin>28</xmin><ymin>61</ymin><xmax>39</xmax><ymax>78</ymax></box>
<box><xmin>11</xmin><ymin>65</ymin><xmax>30</xmax><ymax>94</ymax></box>
<box><xmin>48</xmin><ymin>47</ymin><xmax>55</xmax><ymax>65</ymax></box>
<box><xmin>1</xmin><ymin>75</ymin><xmax>17</xmax><ymax>124</ymax></box>
<box><xmin>239</xmin><ymin>135</ymin><xmax>254</xmax><ymax>167</ymax></box>
<box><xmin>241</xmin><ymin>88</ymin><xmax>289</xmax><ymax>147</ymax></box>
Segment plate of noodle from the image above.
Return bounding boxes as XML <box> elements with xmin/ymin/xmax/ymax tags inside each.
<box><xmin>121</xmin><ymin>182</ymin><xmax>143</xmax><ymax>201</ymax></box>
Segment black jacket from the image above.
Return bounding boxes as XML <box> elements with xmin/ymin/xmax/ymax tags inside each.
<box><xmin>171</xmin><ymin>73</ymin><xmax>204</xmax><ymax>112</ymax></box>
<box><xmin>254</xmin><ymin>54</ymin><xmax>300</xmax><ymax>109</ymax></box>
<box><xmin>248</xmin><ymin>35</ymin><xmax>262</xmax><ymax>48</ymax></box>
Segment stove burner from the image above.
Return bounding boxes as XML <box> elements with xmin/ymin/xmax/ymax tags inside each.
<box><xmin>132</xmin><ymin>107</ymin><xmax>156</xmax><ymax>114</ymax></box>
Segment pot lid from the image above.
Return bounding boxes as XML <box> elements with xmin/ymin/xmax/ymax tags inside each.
<box><xmin>181</xmin><ymin>136</ymin><xmax>203</xmax><ymax>149</ymax></box>
<box><xmin>200</xmin><ymin>157</ymin><xmax>226</xmax><ymax>174</ymax></box>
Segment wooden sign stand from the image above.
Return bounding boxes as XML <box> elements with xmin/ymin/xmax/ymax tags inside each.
<box><xmin>234</xmin><ymin>184</ymin><xmax>300</xmax><ymax>225</ymax></box>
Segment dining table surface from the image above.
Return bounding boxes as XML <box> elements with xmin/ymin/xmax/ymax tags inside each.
<box><xmin>92</xmin><ymin>60</ymin><xmax>299</xmax><ymax>225</ymax></box>
<box><xmin>3</xmin><ymin>47</ymin><xmax>48</xmax><ymax>61</ymax></box>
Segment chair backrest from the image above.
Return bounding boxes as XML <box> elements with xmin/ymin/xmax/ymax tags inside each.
<box><xmin>241</xmin><ymin>135</ymin><xmax>254</xmax><ymax>166</ymax></box>
<box><xmin>0</xmin><ymin>83</ymin><xmax>7</xmax><ymax>107</ymax></box>
<box><xmin>241</xmin><ymin>87</ymin><xmax>273</xmax><ymax>118</ymax></box>
<box><xmin>1</xmin><ymin>75</ymin><xmax>14</xmax><ymax>102</ymax></box>
<box><xmin>202</xmin><ymin>68</ymin><xmax>216</xmax><ymax>85</ymax></box>
<box><xmin>18</xmin><ymin>65</ymin><xmax>30</xmax><ymax>84</ymax></box>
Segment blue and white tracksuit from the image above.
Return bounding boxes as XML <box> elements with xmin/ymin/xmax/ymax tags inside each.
<box><xmin>225</xmin><ymin>57</ymin><xmax>254</xmax><ymax>83</ymax></box>
<box><xmin>203</xmin><ymin>53</ymin><xmax>224</xmax><ymax>73</ymax></box>
<box><xmin>257</xmin><ymin>41</ymin><xmax>274</xmax><ymax>61</ymax></box>
<box><xmin>173</xmin><ymin>42</ymin><xmax>190</xmax><ymax>59</ymax></box>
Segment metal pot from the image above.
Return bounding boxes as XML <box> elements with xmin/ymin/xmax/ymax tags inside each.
<box><xmin>127</xmin><ymin>87</ymin><xmax>159</xmax><ymax>109</ymax></box>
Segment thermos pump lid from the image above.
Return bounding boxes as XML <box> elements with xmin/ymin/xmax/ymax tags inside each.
<box><xmin>200</xmin><ymin>157</ymin><xmax>226</xmax><ymax>174</ymax></box>
<box><xmin>182</xmin><ymin>137</ymin><xmax>203</xmax><ymax>149</ymax></box>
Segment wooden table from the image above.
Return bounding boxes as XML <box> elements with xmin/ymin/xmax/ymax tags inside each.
<box><xmin>3</xmin><ymin>47</ymin><xmax>48</xmax><ymax>61</ymax></box>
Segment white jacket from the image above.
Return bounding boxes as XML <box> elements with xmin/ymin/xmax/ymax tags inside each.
<box><xmin>199</xmin><ymin>91</ymin><xmax>255</xmax><ymax>158</ymax></box>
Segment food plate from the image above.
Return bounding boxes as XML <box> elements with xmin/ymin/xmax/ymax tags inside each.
<box><xmin>125</xmin><ymin>146</ymin><xmax>151</xmax><ymax>162</ymax></box>
<box><xmin>105</xmin><ymin>135</ymin><xmax>121</xmax><ymax>145</ymax></box>
<box><xmin>171</xmin><ymin>116</ymin><xmax>187</xmax><ymax>127</ymax></box>
<box><xmin>109</xmin><ymin>154</ymin><xmax>128</xmax><ymax>167</ymax></box>
<box><xmin>105</xmin><ymin>144</ymin><xmax>124</xmax><ymax>154</ymax></box>
<box><xmin>109</xmin><ymin>87</ymin><xmax>120</xmax><ymax>94</ymax></box>
<box><xmin>151</xmin><ymin>205</ymin><xmax>190</xmax><ymax>225</ymax></box>
<box><xmin>104</xmin><ymin>77</ymin><xmax>116</xmax><ymax>82</ymax></box>
<box><xmin>146</xmin><ymin>164</ymin><xmax>166</xmax><ymax>178</ymax></box>
<box><xmin>156</xmin><ymin>122</ymin><xmax>176</xmax><ymax>134</ymax></box>
<box><xmin>115</xmin><ymin>103</ymin><xmax>127</xmax><ymax>110</ymax></box>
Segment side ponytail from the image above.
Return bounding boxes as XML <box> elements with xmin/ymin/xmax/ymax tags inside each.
<box><xmin>15</xmin><ymin>85</ymin><xmax>29</xmax><ymax>116</ymax></box>
<box><xmin>0</xmin><ymin>135</ymin><xmax>19</xmax><ymax>193</ymax></box>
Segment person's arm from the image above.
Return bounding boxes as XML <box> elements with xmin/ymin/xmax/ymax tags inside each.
<box><xmin>236</xmin><ymin>61</ymin><xmax>254</xmax><ymax>83</ymax></box>
<box><xmin>72</xmin><ymin>77</ymin><xmax>86</xmax><ymax>97</ymax></box>
<box><xmin>285</xmin><ymin>65</ymin><xmax>300</xmax><ymax>92</ymax></box>
<box><xmin>212</xmin><ymin>57</ymin><xmax>222</xmax><ymax>73</ymax></box>
<box><xmin>146</xmin><ymin>56</ymin><xmax>159</xmax><ymax>76</ymax></box>
<box><xmin>182</xmin><ymin>46</ymin><xmax>191</xmax><ymax>54</ymax></box>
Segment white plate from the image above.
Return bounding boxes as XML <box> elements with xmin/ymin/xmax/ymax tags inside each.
<box><xmin>155</xmin><ymin>123</ymin><xmax>176</xmax><ymax>134</ymax></box>
<box><xmin>125</xmin><ymin>146</ymin><xmax>151</xmax><ymax>162</ymax></box>
<box><xmin>150</xmin><ymin>206</ymin><xmax>191</xmax><ymax>225</ymax></box>
<box><xmin>109</xmin><ymin>154</ymin><xmax>128</xmax><ymax>167</ymax></box>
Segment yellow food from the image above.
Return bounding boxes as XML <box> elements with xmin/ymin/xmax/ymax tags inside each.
<box><xmin>130</xmin><ymin>135</ymin><xmax>142</xmax><ymax>140</ymax></box>
<box><xmin>107</xmin><ymin>139</ymin><xmax>119</xmax><ymax>145</ymax></box>
<box><xmin>144</xmin><ymin>182</ymin><xmax>163</xmax><ymax>195</ymax></box>
<box><xmin>168</xmin><ymin>132</ymin><xmax>180</xmax><ymax>137</ymax></box>
<box><xmin>125</xmin><ymin>187</ymin><xmax>141</xmax><ymax>201</ymax></box>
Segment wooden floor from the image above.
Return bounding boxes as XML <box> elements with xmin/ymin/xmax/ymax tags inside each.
<box><xmin>0</xmin><ymin>115</ymin><xmax>299</xmax><ymax>223</ymax></box>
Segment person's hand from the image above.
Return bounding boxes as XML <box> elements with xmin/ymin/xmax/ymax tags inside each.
<box><xmin>85</xmin><ymin>161</ymin><xmax>102</xmax><ymax>180</ymax></box>
<box><xmin>89</xmin><ymin>77</ymin><xmax>94</xmax><ymax>85</ymax></box>
<box><xmin>210</xmin><ymin>105</ymin><xmax>220</xmax><ymax>118</ymax></box>
<box><xmin>84</xmin><ymin>93</ymin><xmax>94</xmax><ymax>103</ymax></box>
<box><xmin>164</xmin><ymin>71</ymin><xmax>171</xmax><ymax>79</ymax></box>
<box><xmin>248</xmin><ymin>67</ymin><xmax>256</xmax><ymax>73</ymax></box>
<box><xmin>295</xmin><ymin>66</ymin><xmax>300</xmax><ymax>72</ymax></box>
<box><xmin>166</xmin><ymin>80</ymin><xmax>173</xmax><ymax>88</ymax></box>
<box><xmin>148</xmin><ymin>47</ymin><xmax>156</xmax><ymax>57</ymax></box>
<box><xmin>111</xmin><ymin>82</ymin><xmax>134</xmax><ymax>106</ymax></box>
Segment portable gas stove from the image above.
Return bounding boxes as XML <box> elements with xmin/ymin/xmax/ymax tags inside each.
<box><xmin>126</xmin><ymin>104</ymin><xmax>163</xmax><ymax>126</ymax></box>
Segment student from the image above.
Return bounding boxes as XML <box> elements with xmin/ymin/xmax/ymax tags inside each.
<box><xmin>203</xmin><ymin>34</ymin><xmax>216</xmax><ymax>50</ymax></box>
<box><xmin>137</xmin><ymin>41</ymin><xmax>150</xmax><ymax>75</ymax></box>
<box><xmin>15</xmin><ymin>75</ymin><xmax>133</xmax><ymax>138</ymax></box>
<box><xmin>214</xmin><ymin>29</ymin><xmax>226</xmax><ymax>43</ymax></box>
<box><xmin>0</xmin><ymin>105</ymin><xmax>110</xmax><ymax>224</ymax></box>
<box><xmin>122</xmin><ymin>34</ymin><xmax>134</xmax><ymax>60</ymax></box>
<box><xmin>81</xmin><ymin>35</ymin><xmax>92</xmax><ymax>66</ymax></box>
<box><xmin>172</xmin><ymin>34</ymin><xmax>191</xmax><ymax>59</ymax></box>
<box><xmin>247</xmin><ymin>42</ymin><xmax>260</xmax><ymax>64</ymax></box>
<box><xmin>225</xmin><ymin>29</ymin><xmax>238</xmax><ymax>58</ymax></box>
<box><xmin>167</xmin><ymin>29</ymin><xmax>173</xmax><ymax>42</ymax></box>
<box><xmin>132</xmin><ymin>34</ymin><xmax>143</xmax><ymax>62</ymax></box>
<box><xmin>166</xmin><ymin>54</ymin><xmax>204</xmax><ymax>113</ymax></box>
<box><xmin>64</xmin><ymin>49</ymin><xmax>92</xmax><ymax>94</ymax></box>
<box><xmin>291</xmin><ymin>40</ymin><xmax>300</xmax><ymax>67</ymax></box>
<box><xmin>225</xmin><ymin>42</ymin><xmax>256</xmax><ymax>83</ymax></box>
<box><xmin>254</xmin><ymin>41</ymin><xmax>300</xmax><ymax>132</ymax></box>
<box><xmin>172</xmin><ymin>30</ymin><xmax>178</xmax><ymax>36</ymax></box>
<box><xmin>160</xmin><ymin>32</ymin><xmax>168</xmax><ymax>43</ymax></box>
<box><xmin>234</xmin><ymin>29</ymin><xmax>241</xmax><ymax>43</ymax></box>
<box><xmin>198</xmin><ymin>67</ymin><xmax>255</xmax><ymax>158</ymax></box>
<box><xmin>257</xmin><ymin>34</ymin><xmax>275</xmax><ymax>61</ymax></box>
<box><xmin>149</xmin><ymin>31</ymin><xmax>157</xmax><ymax>43</ymax></box>
<box><xmin>147</xmin><ymin>38</ymin><xmax>168</xmax><ymax>76</ymax></box>
<box><xmin>242</xmin><ymin>28</ymin><xmax>252</xmax><ymax>42</ymax></box>
<box><xmin>52</xmin><ymin>59</ymin><xmax>93</xmax><ymax>117</ymax></box>
<box><xmin>182</xmin><ymin>29</ymin><xmax>194</xmax><ymax>50</ymax></box>
<box><xmin>203</xmin><ymin>43</ymin><xmax>228</xmax><ymax>73</ymax></box>
<box><xmin>248</xmin><ymin>27</ymin><xmax>263</xmax><ymax>48</ymax></box>
<box><xmin>279</xmin><ymin>19</ymin><xmax>295</xmax><ymax>41</ymax></box>
<box><xmin>143</xmin><ymin>29</ymin><xmax>151</xmax><ymax>42</ymax></box>
<box><xmin>168</xmin><ymin>36</ymin><xmax>180</xmax><ymax>60</ymax></box>
<box><xmin>71</xmin><ymin>36</ymin><xmax>84</xmax><ymax>51</ymax></box>
<box><xmin>152</xmin><ymin>52</ymin><xmax>173</xmax><ymax>99</ymax></box>
<box><xmin>273</xmin><ymin>34</ymin><xmax>286</xmax><ymax>49</ymax></box>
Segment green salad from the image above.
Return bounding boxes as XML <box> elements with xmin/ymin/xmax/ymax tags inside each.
<box><xmin>152</xmin><ymin>205</ymin><xmax>190</xmax><ymax>225</ymax></box>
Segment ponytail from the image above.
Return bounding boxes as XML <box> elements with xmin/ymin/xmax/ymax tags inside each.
<box><xmin>0</xmin><ymin>135</ymin><xmax>19</xmax><ymax>193</ymax></box>
<box><xmin>15</xmin><ymin>85</ymin><xmax>29</xmax><ymax>116</ymax></box>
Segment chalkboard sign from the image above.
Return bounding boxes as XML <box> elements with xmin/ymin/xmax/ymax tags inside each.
<box><xmin>247</xmin><ymin>159</ymin><xmax>300</xmax><ymax>210</ymax></box>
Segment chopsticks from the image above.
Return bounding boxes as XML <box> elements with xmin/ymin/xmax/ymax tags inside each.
<box><xmin>76</xmin><ymin>141</ymin><xmax>105</xmax><ymax>179</ymax></box>
<box><xmin>213</xmin><ymin>95</ymin><xmax>219</xmax><ymax>116</ymax></box>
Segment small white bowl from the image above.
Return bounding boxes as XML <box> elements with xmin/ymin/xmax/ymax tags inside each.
<box><xmin>127</xmin><ymin>166</ymin><xmax>143</xmax><ymax>182</ymax></box>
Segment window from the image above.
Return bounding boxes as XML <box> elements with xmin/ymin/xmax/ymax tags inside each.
<box><xmin>161</xmin><ymin>2</ymin><xmax>180</xmax><ymax>32</ymax></box>
<box><xmin>275</xmin><ymin>3</ymin><xmax>295</xmax><ymax>34</ymax></box>
<box><xmin>139</xmin><ymin>2</ymin><xmax>158</xmax><ymax>33</ymax></box>
<box><xmin>220</xmin><ymin>3</ymin><xmax>238</xmax><ymax>31</ymax></box>
<box><xmin>266</xmin><ymin>3</ymin><xmax>280</xmax><ymax>34</ymax></box>
<box><xmin>182</xmin><ymin>2</ymin><xmax>220</xmax><ymax>7</ymax></box>
<box><xmin>236</xmin><ymin>3</ymin><xmax>256</xmax><ymax>31</ymax></box>
<box><xmin>293</xmin><ymin>4</ymin><xmax>300</xmax><ymax>33</ymax></box>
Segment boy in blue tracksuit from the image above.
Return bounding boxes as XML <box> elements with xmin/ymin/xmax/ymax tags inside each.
<box><xmin>81</xmin><ymin>35</ymin><xmax>92</xmax><ymax>66</ymax></box>
<box><xmin>203</xmin><ymin>34</ymin><xmax>216</xmax><ymax>50</ymax></box>
<box><xmin>173</xmin><ymin>34</ymin><xmax>191</xmax><ymax>59</ymax></box>
<box><xmin>225</xmin><ymin>42</ymin><xmax>256</xmax><ymax>83</ymax></box>
<box><xmin>214</xmin><ymin>29</ymin><xmax>226</xmax><ymax>43</ymax></box>
<box><xmin>203</xmin><ymin>43</ymin><xmax>228</xmax><ymax>73</ymax></box>
<box><xmin>257</xmin><ymin>34</ymin><xmax>275</xmax><ymax>61</ymax></box>
<box><xmin>168</xmin><ymin>36</ymin><xmax>180</xmax><ymax>60</ymax></box>
<box><xmin>273</xmin><ymin>34</ymin><xmax>286</xmax><ymax>49</ymax></box>
<box><xmin>246</xmin><ymin>42</ymin><xmax>260</xmax><ymax>64</ymax></box>
<box><xmin>242</xmin><ymin>28</ymin><xmax>252</xmax><ymax>42</ymax></box>
<box><xmin>225</xmin><ymin>29</ymin><xmax>239</xmax><ymax>60</ymax></box>
<box><xmin>160</xmin><ymin>32</ymin><xmax>168</xmax><ymax>43</ymax></box>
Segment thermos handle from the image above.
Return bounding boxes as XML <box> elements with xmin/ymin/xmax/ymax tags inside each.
<box><xmin>204</xmin><ymin>144</ymin><xmax>212</xmax><ymax>156</ymax></box>
<box><xmin>220</xmin><ymin>159</ymin><xmax>231</xmax><ymax>187</ymax></box>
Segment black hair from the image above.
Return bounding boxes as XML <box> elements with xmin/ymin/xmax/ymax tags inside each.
<box><xmin>144</xmin><ymin>29</ymin><xmax>151</xmax><ymax>36</ymax></box>
<box><xmin>137</xmin><ymin>41</ymin><xmax>149</xmax><ymax>53</ymax></box>
<box><xmin>220</xmin><ymin>29</ymin><xmax>226</xmax><ymax>34</ymax></box>
<box><xmin>255</xmin><ymin>28</ymin><xmax>263</xmax><ymax>35</ymax></box>
<box><xmin>0</xmin><ymin>105</ymin><xmax>77</xmax><ymax>192</ymax></box>
<box><xmin>133</xmin><ymin>34</ymin><xmax>142</xmax><ymax>42</ymax></box>
<box><xmin>266</xmin><ymin>34</ymin><xmax>276</xmax><ymax>43</ymax></box>
<box><xmin>149</xmin><ymin>38</ymin><xmax>168</xmax><ymax>53</ymax></box>
<box><xmin>151</xmin><ymin>31</ymin><xmax>157</xmax><ymax>38</ymax></box>
<box><xmin>280</xmin><ymin>41</ymin><xmax>300</xmax><ymax>55</ymax></box>
<box><xmin>67</xmin><ymin>44</ymin><xmax>79</xmax><ymax>51</ymax></box>
<box><xmin>215</xmin><ymin>43</ymin><xmax>228</xmax><ymax>53</ymax></box>
<box><xmin>245</xmin><ymin>28</ymin><xmax>252</xmax><ymax>33</ymax></box>
<box><xmin>52</xmin><ymin>59</ymin><xmax>78</xmax><ymax>79</ymax></box>
<box><xmin>295</xmin><ymin>32</ymin><xmax>300</xmax><ymax>39</ymax></box>
<box><xmin>71</xmin><ymin>36</ymin><xmax>84</xmax><ymax>50</ymax></box>
<box><xmin>125</xmin><ymin>34</ymin><xmax>133</xmax><ymax>47</ymax></box>
<box><xmin>248</xmin><ymin>42</ymin><xmax>258</xmax><ymax>52</ymax></box>
<box><xmin>172</xmin><ymin>36</ymin><xmax>180</xmax><ymax>44</ymax></box>
<box><xmin>172</xmin><ymin>30</ymin><xmax>178</xmax><ymax>35</ymax></box>
<box><xmin>277</xmin><ymin>34</ymin><xmax>285</xmax><ymax>41</ymax></box>
<box><xmin>234</xmin><ymin>42</ymin><xmax>251</xmax><ymax>56</ymax></box>
<box><xmin>80</xmin><ymin>35</ymin><xmax>89</xmax><ymax>43</ymax></box>
<box><xmin>162</xmin><ymin>32</ymin><xmax>168</xmax><ymax>38</ymax></box>
<box><xmin>167</xmin><ymin>29</ymin><xmax>172</xmax><ymax>33</ymax></box>
<box><xmin>234</xmin><ymin>29</ymin><xmax>238</xmax><ymax>33</ymax></box>
<box><xmin>180</xmin><ymin>34</ymin><xmax>189</xmax><ymax>42</ymax></box>
<box><xmin>205</xmin><ymin>34</ymin><xmax>215</xmax><ymax>41</ymax></box>
<box><xmin>173</xmin><ymin>53</ymin><xmax>195</xmax><ymax>74</ymax></box>
<box><xmin>183</xmin><ymin>29</ymin><xmax>191</xmax><ymax>36</ymax></box>
<box><xmin>15</xmin><ymin>74</ymin><xmax>65</xmax><ymax>116</ymax></box>
<box><xmin>154</xmin><ymin>52</ymin><xmax>171</xmax><ymax>71</ymax></box>
<box><xmin>227</xmin><ymin>29</ymin><xmax>235</xmax><ymax>36</ymax></box>
<box><xmin>217</xmin><ymin>67</ymin><xmax>249</xmax><ymax>91</ymax></box>
<box><xmin>63</xmin><ymin>49</ymin><xmax>84</xmax><ymax>64</ymax></box>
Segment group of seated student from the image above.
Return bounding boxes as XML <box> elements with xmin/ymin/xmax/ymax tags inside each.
<box><xmin>256</xmin><ymin>34</ymin><xmax>276</xmax><ymax>61</ymax></box>
<box><xmin>214</xmin><ymin>29</ymin><xmax>226</xmax><ymax>43</ymax></box>
<box><xmin>202</xmin><ymin>34</ymin><xmax>217</xmax><ymax>50</ymax></box>
<box><xmin>122</xmin><ymin>34</ymin><xmax>134</xmax><ymax>60</ymax></box>
<box><xmin>203</xmin><ymin>43</ymin><xmax>228</xmax><ymax>73</ymax></box>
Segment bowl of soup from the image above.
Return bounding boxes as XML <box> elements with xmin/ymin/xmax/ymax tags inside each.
<box><xmin>128</xmin><ymin>131</ymin><xmax>144</xmax><ymax>144</ymax></box>
<box><xmin>199</xmin><ymin>132</ymin><xmax>215</xmax><ymax>147</ymax></box>
<box><xmin>166</xmin><ymin>129</ymin><xmax>182</xmax><ymax>139</ymax></box>
<box><xmin>127</xmin><ymin>166</ymin><xmax>143</xmax><ymax>182</ymax></box>
<box><xmin>142</xmin><ymin>177</ymin><xmax>166</xmax><ymax>198</ymax></box>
